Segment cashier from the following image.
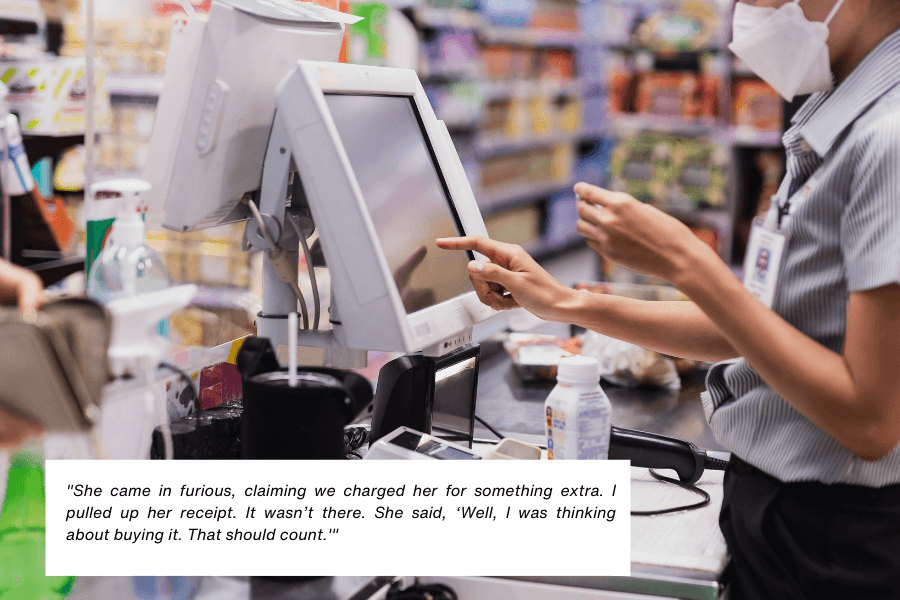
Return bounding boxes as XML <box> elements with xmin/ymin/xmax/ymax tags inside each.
<box><xmin>0</xmin><ymin>259</ymin><xmax>44</xmax><ymax>448</ymax></box>
<box><xmin>438</xmin><ymin>0</ymin><xmax>900</xmax><ymax>597</ymax></box>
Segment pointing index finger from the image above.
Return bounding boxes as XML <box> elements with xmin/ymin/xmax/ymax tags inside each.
<box><xmin>435</xmin><ymin>236</ymin><xmax>513</xmax><ymax>265</ymax></box>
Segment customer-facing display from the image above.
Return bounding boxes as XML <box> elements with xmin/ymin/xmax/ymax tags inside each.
<box><xmin>324</xmin><ymin>94</ymin><xmax>472</xmax><ymax>315</ymax></box>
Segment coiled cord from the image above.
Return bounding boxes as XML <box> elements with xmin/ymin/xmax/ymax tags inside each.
<box><xmin>386</xmin><ymin>579</ymin><xmax>457</xmax><ymax>600</ymax></box>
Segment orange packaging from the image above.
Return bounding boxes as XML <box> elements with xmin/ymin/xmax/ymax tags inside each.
<box><xmin>733</xmin><ymin>79</ymin><xmax>783</xmax><ymax>132</ymax></box>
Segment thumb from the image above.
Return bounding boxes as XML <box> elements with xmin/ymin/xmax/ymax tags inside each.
<box><xmin>469</xmin><ymin>260</ymin><xmax>517</xmax><ymax>291</ymax></box>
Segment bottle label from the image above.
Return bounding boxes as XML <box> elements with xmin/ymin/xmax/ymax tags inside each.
<box><xmin>0</xmin><ymin>139</ymin><xmax>36</xmax><ymax>195</ymax></box>
<box><xmin>576</xmin><ymin>390</ymin><xmax>611</xmax><ymax>460</ymax></box>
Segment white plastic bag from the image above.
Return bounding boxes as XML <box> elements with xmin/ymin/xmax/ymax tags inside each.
<box><xmin>580</xmin><ymin>330</ymin><xmax>681</xmax><ymax>390</ymax></box>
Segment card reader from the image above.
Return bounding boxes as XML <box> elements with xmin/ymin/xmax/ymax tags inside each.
<box><xmin>364</xmin><ymin>427</ymin><xmax>482</xmax><ymax>461</ymax></box>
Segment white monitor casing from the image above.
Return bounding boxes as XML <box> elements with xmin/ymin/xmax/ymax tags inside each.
<box><xmin>145</xmin><ymin>0</ymin><xmax>344</xmax><ymax>230</ymax></box>
<box><xmin>275</xmin><ymin>61</ymin><xmax>495</xmax><ymax>355</ymax></box>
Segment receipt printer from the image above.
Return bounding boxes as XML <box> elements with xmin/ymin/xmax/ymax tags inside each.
<box><xmin>369</xmin><ymin>344</ymin><xmax>480</xmax><ymax>448</ymax></box>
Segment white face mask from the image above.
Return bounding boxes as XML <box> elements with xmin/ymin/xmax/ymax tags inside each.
<box><xmin>729</xmin><ymin>0</ymin><xmax>845</xmax><ymax>101</ymax></box>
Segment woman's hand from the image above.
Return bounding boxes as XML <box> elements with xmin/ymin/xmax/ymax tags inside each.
<box><xmin>0</xmin><ymin>407</ymin><xmax>41</xmax><ymax>449</ymax></box>
<box><xmin>435</xmin><ymin>236</ymin><xmax>577</xmax><ymax>322</ymax></box>
<box><xmin>0</xmin><ymin>259</ymin><xmax>43</xmax><ymax>313</ymax></box>
<box><xmin>574</xmin><ymin>183</ymin><xmax>717</xmax><ymax>284</ymax></box>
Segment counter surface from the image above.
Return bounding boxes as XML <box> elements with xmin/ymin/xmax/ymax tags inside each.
<box><xmin>69</xmin><ymin>326</ymin><xmax>730</xmax><ymax>600</ymax></box>
<box><xmin>473</xmin><ymin>332</ymin><xmax>726</xmax><ymax>453</ymax></box>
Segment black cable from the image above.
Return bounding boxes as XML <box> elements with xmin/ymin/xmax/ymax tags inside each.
<box><xmin>631</xmin><ymin>469</ymin><xmax>711</xmax><ymax>516</ymax></box>
<box><xmin>347</xmin><ymin>451</ymin><xmax>363</xmax><ymax>460</ymax></box>
<box><xmin>474</xmin><ymin>415</ymin><xmax>505</xmax><ymax>440</ymax></box>
<box><xmin>704</xmin><ymin>455</ymin><xmax>730</xmax><ymax>472</ymax></box>
<box><xmin>344</xmin><ymin>425</ymin><xmax>370</xmax><ymax>454</ymax></box>
<box><xmin>386</xmin><ymin>579</ymin><xmax>457</xmax><ymax>600</ymax></box>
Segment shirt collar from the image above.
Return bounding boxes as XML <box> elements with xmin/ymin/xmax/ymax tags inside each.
<box><xmin>793</xmin><ymin>28</ymin><xmax>900</xmax><ymax>157</ymax></box>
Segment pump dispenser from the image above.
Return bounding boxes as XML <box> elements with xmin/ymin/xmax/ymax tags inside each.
<box><xmin>87</xmin><ymin>179</ymin><xmax>169</xmax><ymax>302</ymax></box>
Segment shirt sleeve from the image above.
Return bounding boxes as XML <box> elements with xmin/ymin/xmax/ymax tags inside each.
<box><xmin>842</xmin><ymin>109</ymin><xmax>900</xmax><ymax>292</ymax></box>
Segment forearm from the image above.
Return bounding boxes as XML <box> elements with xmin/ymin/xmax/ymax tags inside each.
<box><xmin>556</xmin><ymin>291</ymin><xmax>739</xmax><ymax>363</ymax></box>
<box><xmin>676</xmin><ymin>253</ymin><xmax>896</xmax><ymax>459</ymax></box>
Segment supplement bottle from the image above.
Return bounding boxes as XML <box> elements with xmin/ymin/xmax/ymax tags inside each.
<box><xmin>544</xmin><ymin>356</ymin><xmax>612</xmax><ymax>460</ymax></box>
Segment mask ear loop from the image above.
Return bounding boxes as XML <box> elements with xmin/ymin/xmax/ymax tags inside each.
<box><xmin>824</xmin><ymin>0</ymin><xmax>845</xmax><ymax>25</ymax></box>
<box><xmin>793</xmin><ymin>0</ymin><xmax>844</xmax><ymax>25</ymax></box>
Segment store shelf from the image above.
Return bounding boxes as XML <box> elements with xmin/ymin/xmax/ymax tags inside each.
<box><xmin>603</xmin><ymin>43</ymin><xmax>728</xmax><ymax>54</ymax></box>
<box><xmin>476</xmin><ymin>131</ymin><xmax>579</xmax><ymax>156</ymax></box>
<box><xmin>420</xmin><ymin>61</ymin><xmax>482</xmax><ymax>80</ymax></box>
<box><xmin>478</xmin><ymin>78</ymin><xmax>582</xmax><ymax>101</ymax></box>
<box><xmin>414</xmin><ymin>6</ymin><xmax>484</xmax><ymax>30</ymax></box>
<box><xmin>105</xmin><ymin>73</ymin><xmax>164</xmax><ymax>98</ymax></box>
<box><xmin>480</xmin><ymin>26</ymin><xmax>584</xmax><ymax>47</ymax></box>
<box><xmin>479</xmin><ymin>181</ymin><xmax>573</xmax><ymax>213</ymax></box>
<box><xmin>604</xmin><ymin>114</ymin><xmax>719</xmax><ymax>136</ymax></box>
<box><xmin>441</xmin><ymin>117</ymin><xmax>481</xmax><ymax>130</ymax></box>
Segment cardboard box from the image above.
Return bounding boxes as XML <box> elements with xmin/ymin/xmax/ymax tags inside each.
<box><xmin>2</xmin><ymin>56</ymin><xmax>110</xmax><ymax>135</ymax></box>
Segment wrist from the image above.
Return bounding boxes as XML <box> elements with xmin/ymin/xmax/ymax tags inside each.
<box><xmin>669</xmin><ymin>242</ymin><xmax>727</xmax><ymax>295</ymax></box>
<box><xmin>548</xmin><ymin>285</ymin><xmax>590</xmax><ymax>323</ymax></box>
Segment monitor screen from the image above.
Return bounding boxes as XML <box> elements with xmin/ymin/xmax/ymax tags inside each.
<box><xmin>323</xmin><ymin>94</ymin><xmax>473</xmax><ymax>315</ymax></box>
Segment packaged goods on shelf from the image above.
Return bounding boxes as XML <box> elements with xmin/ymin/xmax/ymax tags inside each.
<box><xmin>608</xmin><ymin>132</ymin><xmax>726</xmax><ymax>210</ymax></box>
<box><xmin>110</xmin><ymin>104</ymin><xmax>157</xmax><ymax>140</ymax></box>
<box><xmin>482</xmin><ymin>98</ymin><xmax>512</xmax><ymax>136</ymax></box>
<box><xmin>145</xmin><ymin>223</ymin><xmax>254</xmax><ymax>290</ymax></box>
<box><xmin>423</xmin><ymin>81</ymin><xmax>481</xmax><ymax>128</ymax></box>
<box><xmin>481</xmin><ymin>0</ymin><xmax>534</xmax><ymax>28</ymax></box>
<box><xmin>555</xmin><ymin>94</ymin><xmax>582</xmax><ymax>132</ymax></box>
<box><xmin>170</xmin><ymin>305</ymin><xmax>255</xmax><ymax>351</ymax></box>
<box><xmin>605</xmin><ymin>0</ymin><xmax>724</xmax><ymax>52</ymax></box>
<box><xmin>484</xmin><ymin>203</ymin><xmax>542</xmax><ymax>247</ymax></box>
<box><xmin>481</xmin><ymin>146</ymin><xmax>565</xmax><ymax>194</ymax></box>
<box><xmin>422</xmin><ymin>27</ymin><xmax>479</xmax><ymax>69</ymax></box>
<box><xmin>537</xmin><ymin>47</ymin><xmax>575</xmax><ymax>79</ymax></box>
<box><xmin>530</xmin><ymin>0</ymin><xmax>579</xmax><ymax>31</ymax></box>
<box><xmin>481</xmin><ymin>44</ymin><xmax>536</xmax><ymax>80</ymax></box>
<box><xmin>529</xmin><ymin>95</ymin><xmax>553</xmax><ymax>135</ymax></box>
<box><xmin>732</xmin><ymin>78</ymin><xmax>783</xmax><ymax>133</ymax></box>
<box><xmin>607</xmin><ymin>65</ymin><xmax>723</xmax><ymax>122</ymax></box>
<box><xmin>64</xmin><ymin>17</ymin><xmax>172</xmax><ymax>74</ymax></box>
<box><xmin>670</xmin><ymin>138</ymin><xmax>727</xmax><ymax>209</ymax></box>
<box><xmin>634</xmin><ymin>71</ymin><xmax>721</xmax><ymax>120</ymax></box>
<box><xmin>2</xmin><ymin>56</ymin><xmax>110</xmax><ymax>135</ymax></box>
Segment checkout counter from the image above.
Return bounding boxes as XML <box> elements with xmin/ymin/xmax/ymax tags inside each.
<box><xmin>65</xmin><ymin>324</ymin><xmax>730</xmax><ymax>600</ymax></box>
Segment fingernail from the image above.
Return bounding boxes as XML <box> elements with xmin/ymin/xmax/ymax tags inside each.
<box><xmin>469</xmin><ymin>261</ymin><xmax>484</xmax><ymax>273</ymax></box>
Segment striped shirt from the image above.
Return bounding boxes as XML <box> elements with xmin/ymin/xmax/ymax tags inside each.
<box><xmin>701</xmin><ymin>29</ymin><xmax>900</xmax><ymax>487</ymax></box>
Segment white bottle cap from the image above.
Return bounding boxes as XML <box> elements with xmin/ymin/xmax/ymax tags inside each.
<box><xmin>557</xmin><ymin>355</ymin><xmax>601</xmax><ymax>386</ymax></box>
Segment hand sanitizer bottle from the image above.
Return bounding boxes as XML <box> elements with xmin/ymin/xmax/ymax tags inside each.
<box><xmin>87</xmin><ymin>179</ymin><xmax>169</xmax><ymax>303</ymax></box>
<box><xmin>544</xmin><ymin>356</ymin><xmax>612</xmax><ymax>460</ymax></box>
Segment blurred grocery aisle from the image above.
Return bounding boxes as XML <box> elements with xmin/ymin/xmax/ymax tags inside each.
<box><xmin>1</xmin><ymin>0</ymin><xmax>789</xmax><ymax>308</ymax></box>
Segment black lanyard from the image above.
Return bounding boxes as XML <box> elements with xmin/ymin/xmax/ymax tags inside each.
<box><xmin>776</xmin><ymin>198</ymin><xmax>792</xmax><ymax>229</ymax></box>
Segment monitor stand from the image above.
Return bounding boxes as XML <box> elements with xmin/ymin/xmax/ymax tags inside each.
<box><xmin>242</xmin><ymin>110</ymin><xmax>367</xmax><ymax>369</ymax></box>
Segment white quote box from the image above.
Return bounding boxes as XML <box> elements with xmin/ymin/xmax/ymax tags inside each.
<box><xmin>46</xmin><ymin>460</ymin><xmax>630</xmax><ymax>577</ymax></box>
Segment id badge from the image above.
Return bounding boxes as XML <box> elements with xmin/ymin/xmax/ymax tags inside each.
<box><xmin>743</xmin><ymin>217</ymin><xmax>789</xmax><ymax>309</ymax></box>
